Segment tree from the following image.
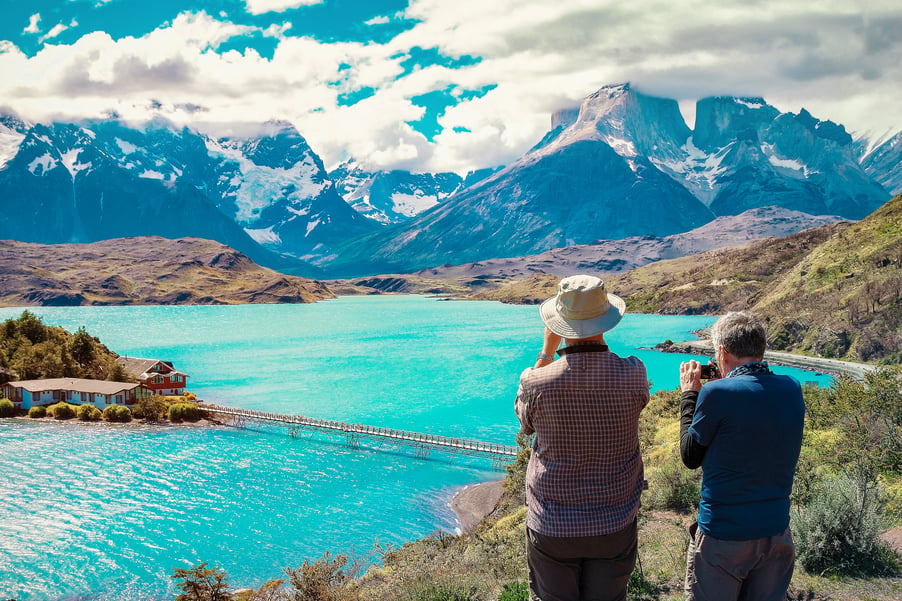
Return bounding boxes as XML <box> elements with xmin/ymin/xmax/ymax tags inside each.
<box><xmin>69</xmin><ymin>326</ymin><xmax>96</xmax><ymax>366</ymax></box>
<box><xmin>172</xmin><ymin>562</ymin><xmax>230</xmax><ymax>601</ymax></box>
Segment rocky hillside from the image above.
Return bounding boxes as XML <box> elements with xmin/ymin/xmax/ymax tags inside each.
<box><xmin>335</xmin><ymin>207</ymin><xmax>843</xmax><ymax>299</ymax></box>
<box><xmin>0</xmin><ymin>237</ymin><xmax>335</xmax><ymax>306</ymax></box>
<box><xmin>608</xmin><ymin>194</ymin><xmax>902</xmax><ymax>363</ymax></box>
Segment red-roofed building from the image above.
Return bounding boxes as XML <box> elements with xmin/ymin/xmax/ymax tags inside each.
<box><xmin>117</xmin><ymin>357</ymin><xmax>189</xmax><ymax>396</ymax></box>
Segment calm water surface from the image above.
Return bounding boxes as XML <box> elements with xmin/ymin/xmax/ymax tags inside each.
<box><xmin>0</xmin><ymin>297</ymin><xmax>832</xmax><ymax>600</ymax></box>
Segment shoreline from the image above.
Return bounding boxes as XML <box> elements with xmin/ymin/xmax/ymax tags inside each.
<box><xmin>450</xmin><ymin>479</ymin><xmax>505</xmax><ymax>533</ymax></box>
<box><xmin>654</xmin><ymin>339</ymin><xmax>875</xmax><ymax>380</ymax></box>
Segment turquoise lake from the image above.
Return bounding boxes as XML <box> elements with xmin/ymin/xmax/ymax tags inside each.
<box><xmin>0</xmin><ymin>297</ymin><xmax>833</xmax><ymax>600</ymax></box>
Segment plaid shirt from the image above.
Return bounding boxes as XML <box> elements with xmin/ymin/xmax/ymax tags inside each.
<box><xmin>515</xmin><ymin>343</ymin><xmax>649</xmax><ymax>537</ymax></box>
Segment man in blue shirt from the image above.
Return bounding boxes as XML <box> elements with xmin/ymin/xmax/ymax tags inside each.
<box><xmin>679</xmin><ymin>311</ymin><xmax>805</xmax><ymax>601</ymax></box>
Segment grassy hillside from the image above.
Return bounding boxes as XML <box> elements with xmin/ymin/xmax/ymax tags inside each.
<box><xmin>0</xmin><ymin>237</ymin><xmax>334</xmax><ymax>306</ymax></box>
<box><xmin>608</xmin><ymin>194</ymin><xmax>902</xmax><ymax>363</ymax></box>
<box><xmin>755</xmin><ymin>194</ymin><xmax>902</xmax><ymax>362</ymax></box>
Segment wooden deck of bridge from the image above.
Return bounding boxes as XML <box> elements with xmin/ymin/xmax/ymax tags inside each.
<box><xmin>200</xmin><ymin>404</ymin><xmax>518</xmax><ymax>469</ymax></box>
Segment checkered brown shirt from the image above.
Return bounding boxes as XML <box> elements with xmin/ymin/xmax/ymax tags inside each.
<box><xmin>515</xmin><ymin>344</ymin><xmax>649</xmax><ymax>537</ymax></box>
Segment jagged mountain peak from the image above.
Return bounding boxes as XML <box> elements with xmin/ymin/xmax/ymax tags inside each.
<box><xmin>535</xmin><ymin>83</ymin><xmax>690</xmax><ymax>162</ymax></box>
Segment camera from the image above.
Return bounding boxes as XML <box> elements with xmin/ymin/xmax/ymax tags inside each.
<box><xmin>700</xmin><ymin>362</ymin><xmax>719</xmax><ymax>379</ymax></box>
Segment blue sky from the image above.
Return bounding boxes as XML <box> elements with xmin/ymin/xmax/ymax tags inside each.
<box><xmin>1</xmin><ymin>1</ymin><xmax>901</xmax><ymax>173</ymax></box>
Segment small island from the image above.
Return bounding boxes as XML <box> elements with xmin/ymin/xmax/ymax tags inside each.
<box><xmin>0</xmin><ymin>311</ymin><xmax>205</xmax><ymax>425</ymax></box>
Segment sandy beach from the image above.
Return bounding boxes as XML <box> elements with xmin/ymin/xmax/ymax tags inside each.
<box><xmin>450</xmin><ymin>479</ymin><xmax>505</xmax><ymax>532</ymax></box>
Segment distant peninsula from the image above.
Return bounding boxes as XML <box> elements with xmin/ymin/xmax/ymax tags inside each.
<box><xmin>0</xmin><ymin>237</ymin><xmax>334</xmax><ymax>306</ymax></box>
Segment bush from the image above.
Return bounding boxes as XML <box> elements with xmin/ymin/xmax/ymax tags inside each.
<box><xmin>172</xmin><ymin>562</ymin><xmax>230</xmax><ymax>601</ymax></box>
<box><xmin>48</xmin><ymin>401</ymin><xmax>76</xmax><ymax>420</ymax></box>
<box><xmin>497</xmin><ymin>582</ymin><xmax>528</xmax><ymax>601</ymax></box>
<box><xmin>103</xmin><ymin>404</ymin><xmax>132</xmax><ymax>423</ymax></box>
<box><xmin>794</xmin><ymin>471</ymin><xmax>897</xmax><ymax>576</ymax></box>
<box><xmin>28</xmin><ymin>405</ymin><xmax>46</xmax><ymax>418</ymax></box>
<box><xmin>76</xmin><ymin>403</ymin><xmax>102</xmax><ymax>421</ymax></box>
<box><xmin>407</xmin><ymin>585</ymin><xmax>479</xmax><ymax>601</ymax></box>
<box><xmin>169</xmin><ymin>402</ymin><xmax>201</xmax><ymax>422</ymax></box>
<box><xmin>0</xmin><ymin>397</ymin><xmax>15</xmax><ymax>417</ymax></box>
<box><xmin>645</xmin><ymin>452</ymin><xmax>701</xmax><ymax>513</ymax></box>
<box><xmin>285</xmin><ymin>552</ymin><xmax>357</xmax><ymax>601</ymax></box>
<box><xmin>184</xmin><ymin>391</ymin><xmax>197</xmax><ymax>401</ymax></box>
<box><xmin>132</xmin><ymin>395</ymin><xmax>167</xmax><ymax>421</ymax></box>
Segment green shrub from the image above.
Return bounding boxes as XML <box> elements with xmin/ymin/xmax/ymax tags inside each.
<box><xmin>497</xmin><ymin>582</ymin><xmax>528</xmax><ymax>601</ymax></box>
<box><xmin>132</xmin><ymin>395</ymin><xmax>167</xmax><ymax>421</ymax></box>
<box><xmin>627</xmin><ymin>567</ymin><xmax>661</xmax><ymax>601</ymax></box>
<box><xmin>48</xmin><ymin>401</ymin><xmax>76</xmax><ymax>420</ymax></box>
<box><xmin>76</xmin><ymin>403</ymin><xmax>102</xmax><ymax>421</ymax></box>
<box><xmin>285</xmin><ymin>552</ymin><xmax>357</xmax><ymax>601</ymax></box>
<box><xmin>28</xmin><ymin>405</ymin><xmax>46</xmax><ymax>418</ymax></box>
<box><xmin>644</xmin><ymin>452</ymin><xmax>701</xmax><ymax>513</ymax></box>
<box><xmin>794</xmin><ymin>471</ymin><xmax>897</xmax><ymax>576</ymax></box>
<box><xmin>169</xmin><ymin>402</ymin><xmax>201</xmax><ymax>423</ymax></box>
<box><xmin>0</xmin><ymin>398</ymin><xmax>15</xmax><ymax>417</ymax></box>
<box><xmin>406</xmin><ymin>584</ymin><xmax>480</xmax><ymax>601</ymax></box>
<box><xmin>172</xmin><ymin>562</ymin><xmax>230</xmax><ymax>601</ymax></box>
<box><xmin>102</xmin><ymin>404</ymin><xmax>132</xmax><ymax>423</ymax></box>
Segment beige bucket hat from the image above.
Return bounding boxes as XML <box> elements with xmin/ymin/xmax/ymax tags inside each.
<box><xmin>540</xmin><ymin>275</ymin><xmax>626</xmax><ymax>339</ymax></box>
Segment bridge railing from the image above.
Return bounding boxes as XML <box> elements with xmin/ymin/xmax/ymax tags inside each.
<box><xmin>199</xmin><ymin>404</ymin><xmax>519</xmax><ymax>462</ymax></box>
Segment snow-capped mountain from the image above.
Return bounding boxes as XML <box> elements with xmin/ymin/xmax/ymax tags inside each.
<box><xmin>0</xmin><ymin>115</ymin><xmax>373</xmax><ymax>273</ymax></box>
<box><xmin>862</xmin><ymin>131</ymin><xmax>902</xmax><ymax>196</ymax></box>
<box><xmin>330</xmin><ymin>161</ymin><xmax>465</xmax><ymax>225</ymax></box>
<box><xmin>206</xmin><ymin>121</ymin><xmax>375</xmax><ymax>258</ymax></box>
<box><xmin>322</xmin><ymin>84</ymin><xmax>892</xmax><ymax>275</ymax></box>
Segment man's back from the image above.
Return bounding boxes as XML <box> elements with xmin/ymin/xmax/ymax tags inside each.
<box><xmin>690</xmin><ymin>372</ymin><xmax>805</xmax><ymax>540</ymax></box>
<box><xmin>519</xmin><ymin>346</ymin><xmax>649</xmax><ymax>537</ymax></box>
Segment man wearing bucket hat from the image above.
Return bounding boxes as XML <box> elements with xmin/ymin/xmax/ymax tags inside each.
<box><xmin>515</xmin><ymin>275</ymin><xmax>649</xmax><ymax>601</ymax></box>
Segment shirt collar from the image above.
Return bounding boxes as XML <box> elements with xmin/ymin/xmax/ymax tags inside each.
<box><xmin>726</xmin><ymin>360</ymin><xmax>772</xmax><ymax>378</ymax></box>
<box><xmin>557</xmin><ymin>342</ymin><xmax>610</xmax><ymax>357</ymax></box>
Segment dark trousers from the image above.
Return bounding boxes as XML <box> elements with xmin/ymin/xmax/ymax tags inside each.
<box><xmin>526</xmin><ymin>520</ymin><xmax>637</xmax><ymax>601</ymax></box>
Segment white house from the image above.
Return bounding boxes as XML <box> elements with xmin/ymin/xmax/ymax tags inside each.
<box><xmin>2</xmin><ymin>378</ymin><xmax>144</xmax><ymax>410</ymax></box>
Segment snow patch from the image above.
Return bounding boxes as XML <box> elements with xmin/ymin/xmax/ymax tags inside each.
<box><xmin>139</xmin><ymin>170</ymin><xmax>165</xmax><ymax>180</ymax></box>
<box><xmin>604</xmin><ymin>136</ymin><xmax>637</xmax><ymax>157</ymax></box>
<box><xmin>60</xmin><ymin>149</ymin><xmax>91</xmax><ymax>178</ymax></box>
<box><xmin>651</xmin><ymin>136</ymin><xmax>726</xmax><ymax>205</ymax></box>
<box><xmin>115</xmin><ymin>138</ymin><xmax>138</xmax><ymax>155</ymax></box>
<box><xmin>0</xmin><ymin>126</ymin><xmax>25</xmax><ymax>170</ymax></box>
<box><xmin>28</xmin><ymin>153</ymin><xmax>57</xmax><ymax>175</ymax></box>
<box><xmin>392</xmin><ymin>192</ymin><xmax>439</xmax><ymax>217</ymax></box>
<box><xmin>306</xmin><ymin>219</ymin><xmax>320</xmax><ymax>236</ymax></box>
<box><xmin>245</xmin><ymin>226</ymin><xmax>282</xmax><ymax>246</ymax></box>
<box><xmin>735</xmin><ymin>98</ymin><xmax>765</xmax><ymax>109</ymax></box>
<box><xmin>761</xmin><ymin>143</ymin><xmax>815</xmax><ymax>177</ymax></box>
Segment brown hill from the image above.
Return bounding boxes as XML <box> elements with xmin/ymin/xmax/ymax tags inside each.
<box><xmin>0</xmin><ymin>237</ymin><xmax>335</xmax><ymax>306</ymax></box>
<box><xmin>608</xmin><ymin>194</ymin><xmax>902</xmax><ymax>362</ymax></box>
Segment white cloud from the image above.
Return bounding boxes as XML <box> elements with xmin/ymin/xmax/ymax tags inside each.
<box><xmin>23</xmin><ymin>13</ymin><xmax>41</xmax><ymax>35</ymax></box>
<box><xmin>38</xmin><ymin>20</ymin><xmax>78</xmax><ymax>43</ymax></box>
<box><xmin>244</xmin><ymin>0</ymin><xmax>324</xmax><ymax>16</ymax></box>
<box><xmin>365</xmin><ymin>15</ymin><xmax>390</xmax><ymax>26</ymax></box>
<box><xmin>2</xmin><ymin>2</ymin><xmax>901</xmax><ymax>174</ymax></box>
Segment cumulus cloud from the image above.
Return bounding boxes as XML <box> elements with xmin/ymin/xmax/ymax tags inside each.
<box><xmin>2</xmin><ymin>1</ymin><xmax>901</xmax><ymax>174</ymax></box>
<box><xmin>23</xmin><ymin>13</ymin><xmax>41</xmax><ymax>35</ymax></box>
<box><xmin>244</xmin><ymin>0</ymin><xmax>324</xmax><ymax>16</ymax></box>
<box><xmin>365</xmin><ymin>16</ymin><xmax>391</xmax><ymax>26</ymax></box>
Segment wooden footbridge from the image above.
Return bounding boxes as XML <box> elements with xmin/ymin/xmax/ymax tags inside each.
<box><xmin>199</xmin><ymin>404</ymin><xmax>519</xmax><ymax>470</ymax></box>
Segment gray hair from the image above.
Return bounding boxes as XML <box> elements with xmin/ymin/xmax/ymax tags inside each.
<box><xmin>709</xmin><ymin>311</ymin><xmax>767</xmax><ymax>359</ymax></box>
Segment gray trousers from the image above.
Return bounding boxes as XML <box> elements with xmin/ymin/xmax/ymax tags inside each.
<box><xmin>526</xmin><ymin>520</ymin><xmax>637</xmax><ymax>601</ymax></box>
<box><xmin>685</xmin><ymin>522</ymin><xmax>795</xmax><ymax>601</ymax></box>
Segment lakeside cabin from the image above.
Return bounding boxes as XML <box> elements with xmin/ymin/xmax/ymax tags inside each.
<box><xmin>116</xmin><ymin>357</ymin><xmax>189</xmax><ymax>397</ymax></box>
<box><xmin>3</xmin><ymin>378</ymin><xmax>144</xmax><ymax>410</ymax></box>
